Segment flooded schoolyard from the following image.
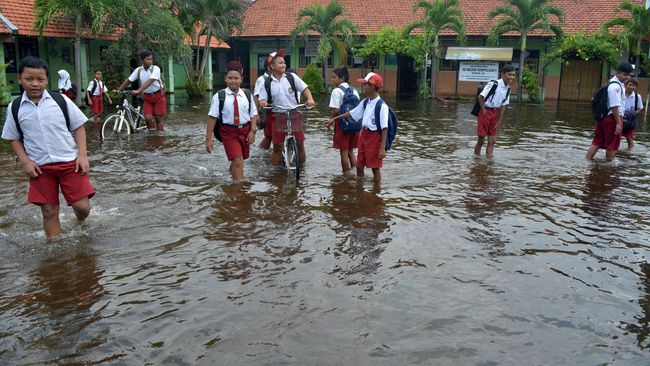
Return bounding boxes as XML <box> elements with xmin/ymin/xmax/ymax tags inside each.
<box><xmin>0</xmin><ymin>95</ymin><xmax>649</xmax><ymax>365</ymax></box>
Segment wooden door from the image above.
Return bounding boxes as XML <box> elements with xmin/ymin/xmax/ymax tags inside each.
<box><xmin>559</xmin><ymin>60</ymin><xmax>603</xmax><ymax>102</ymax></box>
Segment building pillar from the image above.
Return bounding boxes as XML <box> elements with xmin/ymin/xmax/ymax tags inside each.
<box><xmin>79</xmin><ymin>40</ymin><xmax>90</xmax><ymax>88</ymax></box>
<box><xmin>205</xmin><ymin>49</ymin><xmax>213</xmax><ymax>91</ymax></box>
<box><xmin>167</xmin><ymin>55</ymin><xmax>175</xmax><ymax>94</ymax></box>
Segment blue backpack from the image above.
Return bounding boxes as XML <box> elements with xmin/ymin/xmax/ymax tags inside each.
<box><xmin>363</xmin><ymin>98</ymin><xmax>398</xmax><ymax>151</ymax></box>
<box><xmin>337</xmin><ymin>85</ymin><xmax>361</xmax><ymax>133</ymax></box>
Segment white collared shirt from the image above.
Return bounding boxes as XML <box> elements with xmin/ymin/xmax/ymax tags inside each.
<box><xmin>349</xmin><ymin>95</ymin><xmax>389</xmax><ymax>131</ymax></box>
<box><xmin>607</xmin><ymin>76</ymin><xmax>626</xmax><ymax>115</ymax></box>
<box><xmin>2</xmin><ymin>90</ymin><xmax>88</xmax><ymax>165</ymax></box>
<box><xmin>208</xmin><ymin>88</ymin><xmax>258</xmax><ymax>125</ymax></box>
<box><xmin>257</xmin><ymin>72</ymin><xmax>308</xmax><ymax>108</ymax></box>
<box><xmin>128</xmin><ymin>65</ymin><xmax>163</xmax><ymax>94</ymax></box>
<box><xmin>625</xmin><ymin>91</ymin><xmax>643</xmax><ymax>113</ymax></box>
<box><xmin>86</xmin><ymin>79</ymin><xmax>108</xmax><ymax>96</ymax></box>
<box><xmin>329</xmin><ymin>82</ymin><xmax>360</xmax><ymax>109</ymax></box>
<box><xmin>253</xmin><ymin>72</ymin><xmax>269</xmax><ymax>97</ymax></box>
<box><xmin>480</xmin><ymin>79</ymin><xmax>510</xmax><ymax>108</ymax></box>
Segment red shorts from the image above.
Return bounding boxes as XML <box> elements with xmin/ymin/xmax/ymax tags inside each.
<box><xmin>221</xmin><ymin>124</ymin><xmax>251</xmax><ymax>161</ymax></box>
<box><xmin>333</xmin><ymin>121</ymin><xmax>359</xmax><ymax>150</ymax></box>
<box><xmin>477</xmin><ymin>108</ymin><xmax>499</xmax><ymax>137</ymax></box>
<box><xmin>271</xmin><ymin>112</ymin><xmax>305</xmax><ymax>145</ymax></box>
<box><xmin>357</xmin><ymin>129</ymin><xmax>383</xmax><ymax>169</ymax></box>
<box><xmin>28</xmin><ymin>160</ymin><xmax>95</xmax><ymax>206</ymax></box>
<box><xmin>143</xmin><ymin>91</ymin><xmax>167</xmax><ymax>117</ymax></box>
<box><xmin>623</xmin><ymin>129</ymin><xmax>635</xmax><ymax>139</ymax></box>
<box><xmin>64</xmin><ymin>89</ymin><xmax>74</xmax><ymax>99</ymax></box>
<box><xmin>592</xmin><ymin>115</ymin><xmax>621</xmax><ymax>151</ymax></box>
<box><xmin>263</xmin><ymin>110</ymin><xmax>273</xmax><ymax>138</ymax></box>
<box><xmin>90</xmin><ymin>95</ymin><xmax>103</xmax><ymax>114</ymax></box>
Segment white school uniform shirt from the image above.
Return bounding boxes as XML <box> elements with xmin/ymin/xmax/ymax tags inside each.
<box><xmin>624</xmin><ymin>91</ymin><xmax>643</xmax><ymax>113</ymax></box>
<box><xmin>257</xmin><ymin>72</ymin><xmax>308</xmax><ymax>108</ymax></box>
<box><xmin>607</xmin><ymin>76</ymin><xmax>625</xmax><ymax>115</ymax></box>
<box><xmin>86</xmin><ymin>79</ymin><xmax>108</xmax><ymax>96</ymax></box>
<box><xmin>349</xmin><ymin>95</ymin><xmax>389</xmax><ymax>131</ymax></box>
<box><xmin>208</xmin><ymin>88</ymin><xmax>258</xmax><ymax>126</ymax></box>
<box><xmin>128</xmin><ymin>65</ymin><xmax>163</xmax><ymax>94</ymax></box>
<box><xmin>253</xmin><ymin>72</ymin><xmax>269</xmax><ymax>97</ymax></box>
<box><xmin>480</xmin><ymin>79</ymin><xmax>510</xmax><ymax>108</ymax></box>
<box><xmin>1</xmin><ymin>90</ymin><xmax>88</xmax><ymax>165</ymax></box>
<box><xmin>329</xmin><ymin>82</ymin><xmax>360</xmax><ymax>109</ymax></box>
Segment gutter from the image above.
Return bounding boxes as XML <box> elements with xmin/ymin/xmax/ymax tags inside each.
<box><xmin>0</xmin><ymin>12</ymin><xmax>18</xmax><ymax>34</ymax></box>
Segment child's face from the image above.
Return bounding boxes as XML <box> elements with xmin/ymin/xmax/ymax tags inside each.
<box><xmin>225</xmin><ymin>70</ymin><xmax>242</xmax><ymax>90</ymax></box>
<box><xmin>331</xmin><ymin>73</ymin><xmax>343</xmax><ymax>85</ymax></box>
<box><xmin>142</xmin><ymin>55</ymin><xmax>153</xmax><ymax>68</ymax></box>
<box><xmin>270</xmin><ymin>57</ymin><xmax>286</xmax><ymax>74</ymax></box>
<box><xmin>362</xmin><ymin>83</ymin><xmax>375</xmax><ymax>96</ymax></box>
<box><xmin>626</xmin><ymin>82</ymin><xmax>637</xmax><ymax>94</ymax></box>
<box><xmin>503</xmin><ymin>71</ymin><xmax>517</xmax><ymax>85</ymax></box>
<box><xmin>95</xmin><ymin>71</ymin><xmax>102</xmax><ymax>80</ymax></box>
<box><xmin>19</xmin><ymin>67</ymin><xmax>48</xmax><ymax>100</ymax></box>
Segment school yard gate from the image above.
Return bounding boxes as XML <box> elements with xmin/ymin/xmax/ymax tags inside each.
<box><xmin>558</xmin><ymin>60</ymin><xmax>603</xmax><ymax>102</ymax></box>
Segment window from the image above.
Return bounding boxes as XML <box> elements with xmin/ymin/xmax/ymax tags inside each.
<box><xmin>385</xmin><ymin>54</ymin><xmax>397</xmax><ymax>66</ymax></box>
<box><xmin>299</xmin><ymin>47</ymin><xmax>327</xmax><ymax>67</ymax></box>
<box><xmin>3</xmin><ymin>43</ymin><xmax>17</xmax><ymax>73</ymax></box>
<box><xmin>439</xmin><ymin>59</ymin><xmax>457</xmax><ymax>71</ymax></box>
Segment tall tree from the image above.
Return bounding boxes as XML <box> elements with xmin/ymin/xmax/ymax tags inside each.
<box><xmin>33</xmin><ymin>0</ymin><xmax>118</xmax><ymax>104</ymax></box>
<box><xmin>291</xmin><ymin>1</ymin><xmax>357</xmax><ymax>89</ymax></box>
<box><xmin>176</xmin><ymin>0</ymin><xmax>244</xmax><ymax>97</ymax></box>
<box><xmin>602</xmin><ymin>0</ymin><xmax>650</xmax><ymax>77</ymax></box>
<box><xmin>404</xmin><ymin>0</ymin><xmax>466</xmax><ymax>99</ymax></box>
<box><xmin>488</xmin><ymin>0</ymin><xmax>563</xmax><ymax>102</ymax></box>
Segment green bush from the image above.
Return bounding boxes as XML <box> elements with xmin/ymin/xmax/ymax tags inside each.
<box><xmin>522</xmin><ymin>67</ymin><xmax>541</xmax><ymax>103</ymax></box>
<box><xmin>0</xmin><ymin>61</ymin><xmax>12</xmax><ymax>106</ymax></box>
<box><xmin>301</xmin><ymin>64</ymin><xmax>324</xmax><ymax>95</ymax></box>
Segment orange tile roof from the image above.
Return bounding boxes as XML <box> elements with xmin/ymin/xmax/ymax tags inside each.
<box><xmin>0</xmin><ymin>0</ymin><xmax>229</xmax><ymax>48</ymax></box>
<box><xmin>240</xmin><ymin>0</ymin><xmax>632</xmax><ymax>38</ymax></box>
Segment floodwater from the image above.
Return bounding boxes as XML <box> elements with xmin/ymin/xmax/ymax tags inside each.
<box><xmin>0</xmin><ymin>95</ymin><xmax>649</xmax><ymax>365</ymax></box>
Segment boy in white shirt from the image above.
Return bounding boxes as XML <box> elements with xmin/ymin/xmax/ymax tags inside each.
<box><xmin>254</xmin><ymin>50</ymin><xmax>280</xmax><ymax>150</ymax></box>
<box><xmin>2</xmin><ymin>56</ymin><xmax>94</xmax><ymax>240</ymax></box>
<box><xmin>86</xmin><ymin>69</ymin><xmax>112</xmax><ymax>123</ymax></box>
<box><xmin>327</xmin><ymin>66</ymin><xmax>360</xmax><ymax>173</ymax></box>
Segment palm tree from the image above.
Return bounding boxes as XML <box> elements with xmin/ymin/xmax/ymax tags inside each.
<box><xmin>602</xmin><ymin>0</ymin><xmax>650</xmax><ymax>77</ymax></box>
<box><xmin>291</xmin><ymin>1</ymin><xmax>358</xmax><ymax>89</ymax></box>
<box><xmin>177</xmin><ymin>0</ymin><xmax>244</xmax><ymax>97</ymax></box>
<box><xmin>488</xmin><ymin>0</ymin><xmax>564</xmax><ymax>102</ymax></box>
<box><xmin>404</xmin><ymin>0</ymin><xmax>466</xmax><ymax>99</ymax></box>
<box><xmin>33</xmin><ymin>0</ymin><xmax>117</xmax><ymax>105</ymax></box>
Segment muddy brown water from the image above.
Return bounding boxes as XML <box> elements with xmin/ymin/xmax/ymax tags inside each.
<box><xmin>0</xmin><ymin>95</ymin><xmax>649</xmax><ymax>365</ymax></box>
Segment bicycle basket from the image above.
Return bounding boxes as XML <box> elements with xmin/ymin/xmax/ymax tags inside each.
<box><xmin>273</xmin><ymin>111</ymin><xmax>304</xmax><ymax>132</ymax></box>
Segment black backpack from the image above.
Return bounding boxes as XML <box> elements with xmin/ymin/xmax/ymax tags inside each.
<box><xmin>591</xmin><ymin>81</ymin><xmax>619</xmax><ymax>121</ymax></box>
<box><xmin>85</xmin><ymin>80</ymin><xmax>99</xmax><ymax>105</ymax></box>
<box><xmin>264</xmin><ymin>72</ymin><xmax>299</xmax><ymax>105</ymax></box>
<box><xmin>470</xmin><ymin>80</ymin><xmax>510</xmax><ymax>116</ymax></box>
<box><xmin>11</xmin><ymin>92</ymin><xmax>71</xmax><ymax>141</ymax></box>
<box><xmin>213</xmin><ymin>88</ymin><xmax>252</xmax><ymax>142</ymax></box>
<box><xmin>623</xmin><ymin>91</ymin><xmax>639</xmax><ymax>132</ymax></box>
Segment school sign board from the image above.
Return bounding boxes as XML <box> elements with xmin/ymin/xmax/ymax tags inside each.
<box><xmin>458</xmin><ymin>62</ymin><xmax>500</xmax><ymax>82</ymax></box>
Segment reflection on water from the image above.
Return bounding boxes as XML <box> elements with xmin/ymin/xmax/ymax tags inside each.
<box><xmin>1</xmin><ymin>98</ymin><xmax>649</xmax><ymax>364</ymax></box>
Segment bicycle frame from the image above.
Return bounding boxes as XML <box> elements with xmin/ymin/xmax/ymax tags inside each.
<box><xmin>264</xmin><ymin>104</ymin><xmax>309</xmax><ymax>180</ymax></box>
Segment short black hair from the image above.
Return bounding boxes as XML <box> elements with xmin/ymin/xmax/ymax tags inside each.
<box><xmin>627</xmin><ymin>78</ymin><xmax>639</xmax><ymax>86</ymax></box>
<box><xmin>617</xmin><ymin>62</ymin><xmax>634</xmax><ymax>74</ymax></box>
<box><xmin>501</xmin><ymin>64</ymin><xmax>515</xmax><ymax>74</ymax></box>
<box><xmin>94</xmin><ymin>69</ymin><xmax>102</xmax><ymax>74</ymax></box>
<box><xmin>332</xmin><ymin>66</ymin><xmax>350</xmax><ymax>82</ymax></box>
<box><xmin>18</xmin><ymin>56</ymin><xmax>49</xmax><ymax>76</ymax></box>
<box><xmin>140</xmin><ymin>50</ymin><xmax>153</xmax><ymax>61</ymax></box>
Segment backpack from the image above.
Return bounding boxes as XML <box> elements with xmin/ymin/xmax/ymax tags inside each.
<box><xmin>363</xmin><ymin>97</ymin><xmax>398</xmax><ymax>151</ymax></box>
<box><xmin>591</xmin><ymin>81</ymin><xmax>619</xmax><ymax>121</ymax></box>
<box><xmin>70</xmin><ymin>83</ymin><xmax>78</xmax><ymax>99</ymax></box>
<box><xmin>470</xmin><ymin>80</ymin><xmax>510</xmax><ymax>116</ymax></box>
<box><xmin>623</xmin><ymin>91</ymin><xmax>639</xmax><ymax>132</ymax></box>
<box><xmin>264</xmin><ymin>72</ymin><xmax>299</xmax><ymax>105</ymax></box>
<box><xmin>337</xmin><ymin>85</ymin><xmax>361</xmax><ymax>133</ymax></box>
<box><xmin>11</xmin><ymin>92</ymin><xmax>71</xmax><ymax>141</ymax></box>
<box><xmin>213</xmin><ymin>88</ymin><xmax>252</xmax><ymax>142</ymax></box>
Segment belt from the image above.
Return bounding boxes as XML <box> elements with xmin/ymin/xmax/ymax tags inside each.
<box><xmin>484</xmin><ymin>107</ymin><xmax>500</xmax><ymax>111</ymax></box>
<box><xmin>223</xmin><ymin>123</ymin><xmax>250</xmax><ymax>129</ymax></box>
<box><xmin>362</xmin><ymin>127</ymin><xmax>379</xmax><ymax>132</ymax></box>
<box><xmin>144</xmin><ymin>90</ymin><xmax>162</xmax><ymax>95</ymax></box>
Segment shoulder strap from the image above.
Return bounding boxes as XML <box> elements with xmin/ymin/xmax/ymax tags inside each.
<box><xmin>285</xmin><ymin>72</ymin><xmax>299</xmax><ymax>103</ymax></box>
<box><xmin>485</xmin><ymin>80</ymin><xmax>499</xmax><ymax>101</ymax></box>
<box><xmin>217</xmin><ymin>89</ymin><xmax>226</xmax><ymax>120</ymax></box>
<box><xmin>51</xmin><ymin>92</ymin><xmax>71</xmax><ymax>132</ymax></box>
<box><xmin>338</xmin><ymin>85</ymin><xmax>347</xmax><ymax>93</ymax></box>
<box><xmin>11</xmin><ymin>98</ymin><xmax>22</xmax><ymax>140</ymax></box>
<box><xmin>91</xmin><ymin>80</ymin><xmax>98</xmax><ymax>95</ymax></box>
<box><xmin>374</xmin><ymin>98</ymin><xmax>385</xmax><ymax>131</ymax></box>
<box><xmin>243</xmin><ymin>89</ymin><xmax>252</xmax><ymax>114</ymax></box>
<box><xmin>502</xmin><ymin>87</ymin><xmax>511</xmax><ymax>104</ymax></box>
<box><xmin>634</xmin><ymin>91</ymin><xmax>638</xmax><ymax>111</ymax></box>
<box><xmin>264</xmin><ymin>75</ymin><xmax>272</xmax><ymax>105</ymax></box>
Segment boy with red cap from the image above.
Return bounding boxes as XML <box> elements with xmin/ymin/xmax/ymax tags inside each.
<box><xmin>258</xmin><ymin>50</ymin><xmax>316</xmax><ymax>166</ymax></box>
<box><xmin>253</xmin><ymin>50</ymin><xmax>282</xmax><ymax>150</ymax></box>
<box><xmin>326</xmin><ymin>72</ymin><xmax>388</xmax><ymax>184</ymax></box>
<box><xmin>206</xmin><ymin>61</ymin><xmax>259</xmax><ymax>181</ymax></box>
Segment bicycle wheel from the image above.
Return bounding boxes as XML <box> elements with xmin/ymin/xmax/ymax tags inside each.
<box><xmin>101</xmin><ymin>115</ymin><xmax>131</xmax><ymax>141</ymax></box>
<box><xmin>286</xmin><ymin>137</ymin><xmax>300</xmax><ymax>182</ymax></box>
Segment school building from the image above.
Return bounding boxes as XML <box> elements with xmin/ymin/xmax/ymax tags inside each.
<box><xmin>233</xmin><ymin>0</ymin><xmax>640</xmax><ymax>102</ymax></box>
<box><xmin>0</xmin><ymin>0</ymin><xmax>230</xmax><ymax>104</ymax></box>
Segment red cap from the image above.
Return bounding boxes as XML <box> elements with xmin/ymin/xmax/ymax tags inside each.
<box><xmin>357</xmin><ymin>72</ymin><xmax>383</xmax><ymax>89</ymax></box>
<box><xmin>226</xmin><ymin>60</ymin><xmax>243</xmax><ymax>74</ymax></box>
<box><xmin>267</xmin><ymin>49</ymin><xmax>286</xmax><ymax>64</ymax></box>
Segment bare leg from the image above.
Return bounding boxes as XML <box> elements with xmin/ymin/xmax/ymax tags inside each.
<box><xmin>259</xmin><ymin>136</ymin><xmax>271</xmax><ymax>149</ymax></box>
<box><xmin>71</xmin><ymin>197</ymin><xmax>91</xmax><ymax>221</ymax></box>
<box><xmin>155</xmin><ymin>116</ymin><xmax>165</xmax><ymax>131</ymax></box>
<box><xmin>486</xmin><ymin>136</ymin><xmax>497</xmax><ymax>158</ymax></box>
<box><xmin>626</xmin><ymin>136</ymin><xmax>634</xmax><ymax>149</ymax></box>
<box><xmin>40</xmin><ymin>204</ymin><xmax>61</xmax><ymax>240</ymax></box>
<box><xmin>297</xmin><ymin>141</ymin><xmax>306</xmax><ymax>165</ymax></box>
<box><xmin>230</xmin><ymin>157</ymin><xmax>245</xmax><ymax>181</ymax></box>
<box><xmin>586</xmin><ymin>144</ymin><xmax>600</xmax><ymax>160</ymax></box>
<box><xmin>357</xmin><ymin>166</ymin><xmax>365</xmax><ymax>178</ymax></box>
<box><xmin>271</xmin><ymin>144</ymin><xmax>283</xmax><ymax>166</ymax></box>
<box><xmin>474</xmin><ymin>137</ymin><xmax>485</xmax><ymax>155</ymax></box>
<box><xmin>371</xmin><ymin>168</ymin><xmax>381</xmax><ymax>184</ymax></box>
<box><xmin>605</xmin><ymin>149</ymin><xmax>617</xmax><ymax>161</ymax></box>
<box><xmin>145</xmin><ymin>116</ymin><xmax>155</xmax><ymax>130</ymax></box>
<box><xmin>348</xmin><ymin>150</ymin><xmax>357</xmax><ymax>172</ymax></box>
<box><xmin>340</xmin><ymin>150</ymin><xmax>351</xmax><ymax>172</ymax></box>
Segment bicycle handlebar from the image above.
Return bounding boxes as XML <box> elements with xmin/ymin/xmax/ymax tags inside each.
<box><xmin>113</xmin><ymin>90</ymin><xmax>133</xmax><ymax>95</ymax></box>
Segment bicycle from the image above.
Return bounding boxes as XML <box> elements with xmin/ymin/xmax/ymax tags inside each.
<box><xmin>101</xmin><ymin>91</ymin><xmax>146</xmax><ymax>141</ymax></box>
<box><xmin>265</xmin><ymin>104</ymin><xmax>310</xmax><ymax>182</ymax></box>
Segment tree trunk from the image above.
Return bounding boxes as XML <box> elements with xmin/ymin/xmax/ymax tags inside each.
<box><xmin>518</xmin><ymin>34</ymin><xmax>527</xmax><ymax>103</ymax></box>
<box><xmin>74</xmin><ymin>14</ymin><xmax>82</xmax><ymax>105</ymax></box>
<box><xmin>422</xmin><ymin>52</ymin><xmax>428</xmax><ymax>98</ymax></box>
<box><xmin>429</xmin><ymin>44</ymin><xmax>437</xmax><ymax>99</ymax></box>
<box><xmin>322</xmin><ymin>62</ymin><xmax>327</xmax><ymax>91</ymax></box>
<box><xmin>198</xmin><ymin>28</ymin><xmax>212</xmax><ymax>84</ymax></box>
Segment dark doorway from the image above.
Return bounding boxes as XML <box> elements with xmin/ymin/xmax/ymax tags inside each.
<box><xmin>398</xmin><ymin>54</ymin><xmax>417</xmax><ymax>95</ymax></box>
